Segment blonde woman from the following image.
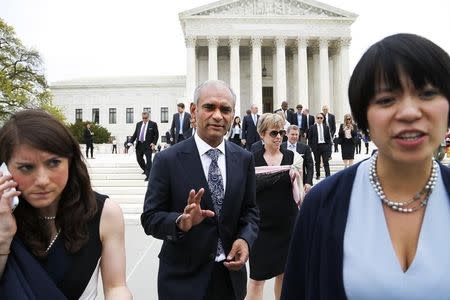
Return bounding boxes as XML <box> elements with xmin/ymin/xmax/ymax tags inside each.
<box><xmin>247</xmin><ymin>113</ymin><xmax>302</xmax><ymax>300</ymax></box>
<box><xmin>338</xmin><ymin>113</ymin><xmax>357</xmax><ymax>167</ymax></box>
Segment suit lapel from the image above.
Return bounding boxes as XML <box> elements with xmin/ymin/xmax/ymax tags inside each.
<box><xmin>222</xmin><ymin>141</ymin><xmax>238</xmax><ymax>218</ymax></box>
<box><xmin>178</xmin><ymin>139</ymin><xmax>214</xmax><ymax>212</ymax></box>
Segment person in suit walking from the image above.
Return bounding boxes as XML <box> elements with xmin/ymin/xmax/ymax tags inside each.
<box><xmin>300</xmin><ymin>108</ymin><xmax>315</xmax><ymax>142</ymax></box>
<box><xmin>291</xmin><ymin>104</ymin><xmax>303</xmax><ymax>127</ymax></box>
<box><xmin>274</xmin><ymin>101</ymin><xmax>295</xmax><ymax>124</ymax></box>
<box><xmin>281</xmin><ymin>125</ymin><xmax>314</xmax><ymax>193</ymax></box>
<box><xmin>83</xmin><ymin>123</ymin><xmax>94</xmax><ymax>159</ymax></box>
<box><xmin>242</xmin><ymin>104</ymin><xmax>260</xmax><ymax>151</ymax></box>
<box><xmin>322</xmin><ymin>105</ymin><xmax>336</xmax><ymax>138</ymax></box>
<box><xmin>129</xmin><ymin>111</ymin><xmax>159</xmax><ymax>181</ymax></box>
<box><xmin>308</xmin><ymin>113</ymin><xmax>332</xmax><ymax>179</ymax></box>
<box><xmin>141</xmin><ymin>80</ymin><xmax>259</xmax><ymax>300</ymax></box>
<box><xmin>170</xmin><ymin>102</ymin><xmax>192</xmax><ymax>144</ymax></box>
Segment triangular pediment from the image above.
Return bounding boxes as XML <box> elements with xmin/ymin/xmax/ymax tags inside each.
<box><xmin>180</xmin><ymin>0</ymin><xmax>357</xmax><ymax>19</ymax></box>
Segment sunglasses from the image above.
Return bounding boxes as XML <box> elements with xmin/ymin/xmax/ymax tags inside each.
<box><xmin>269</xmin><ymin>130</ymin><xmax>286</xmax><ymax>138</ymax></box>
<box><xmin>316</xmin><ymin>117</ymin><xmax>323</xmax><ymax>119</ymax></box>
<box><xmin>345</xmin><ymin>118</ymin><xmax>351</xmax><ymax>120</ymax></box>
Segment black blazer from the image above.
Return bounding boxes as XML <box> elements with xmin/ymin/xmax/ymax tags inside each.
<box><xmin>281</xmin><ymin>141</ymin><xmax>314</xmax><ymax>185</ymax></box>
<box><xmin>129</xmin><ymin>120</ymin><xmax>159</xmax><ymax>148</ymax></box>
<box><xmin>141</xmin><ymin>138</ymin><xmax>259</xmax><ymax>300</ymax></box>
<box><xmin>242</xmin><ymin>114</ymin><xmax>260</xmax><ymax>145</ymax></box>
<box><xmin>250</xmin><ymin>140</ymin><xmax>264</xmax><ymax>153</ymax></box>
<box><xmin>170</xmin><ymin>112</ymin><xmax>192</xmax><ymax>143</ymax></box>
<box><xmin>274</xmin><ymin>109</ymin><xmax>296</xmax><ymax>124</ymax></box>
<box><xmin>307</xmin><ymin>124</ymin><xmax>332</xmax><ymax>154</ymax></box>
<box><xmin>301</xmin><ymin>115</ymin><xmax>315</xmax><ymax>131</ymax></box>
<box><xmin>83</xmin><ymin>128</ymin><xmax>93</xmax><ymax>144</ymax></box>
<box><xmin>324</xmin><ymin>113</ymin><xmax>336</xmax><ymax>136</ymax></box>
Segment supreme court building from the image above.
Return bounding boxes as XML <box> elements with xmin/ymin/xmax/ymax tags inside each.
<box><xmin>51</xmin><ymin>0</ymin><xmax>357</xmax><ymax>145</ymax></box>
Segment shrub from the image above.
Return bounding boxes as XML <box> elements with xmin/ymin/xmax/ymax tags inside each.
<box><xmin>68</xmin><ymin>120</ymin><xmax>111</xmax><ymax>144</ymax></box>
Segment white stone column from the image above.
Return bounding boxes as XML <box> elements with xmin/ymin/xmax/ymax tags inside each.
<box><xmin>275</xmin><ymin>37</ymin><xmax>287</xmax><ymax>109</ymax></box>
<box><xmin>291</xmin><ymin>47</ymin><xmax>298</xmax><ymax>104</ymax></box>
<box><xmin>311</xmin><ymin>46</ymin><xmax>320</xmax><ymax>114</ymax></box>
<box><xmin>208</xmin><ymin>36</ymin><xmax>218</xmax><ymax>80</ymax></box>
<box><xmin>251</xmin><ymin>37</ymin><xmax>263</xmax><ymax>113</ymax></box>
<box><xmin>229</xmin><ymin>37</ymin><xmax>241</xmax><ymax>117</ymax></box>
<box><xmin>272</xmin><ymin>46</ymin><xmax>277</xmax><ymax>107</ymax></box>
<box><xmin>319</xmin><ymin>38</ymin><xmax>330</xmax><ymax>110</ymax></box>
<box><xmin>185</xmin><ymin>36</ymin><xmax>197</xmax><ymax>104</ymax></box>
<box><xmin>296</xmin><ymin>37</ymin><xmax>309</xmax><ymax>107</ymax></box>
<box><xmin>339</xmin><ymin>38</ymin><xmax>351</xmax><ymax>119</ymax></box>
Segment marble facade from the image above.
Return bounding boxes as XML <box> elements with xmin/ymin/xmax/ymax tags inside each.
<box><xmin>51</xmin><ymin>0</ymin><xmax>357</xmax><ymax>145</ymax></box>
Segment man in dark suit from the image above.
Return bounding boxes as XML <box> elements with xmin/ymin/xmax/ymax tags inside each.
<box><xmin>322</xmin><ymin>105</ymin><xmax>336</xmax><ymax>138</ymax></box>
<box><xmin>307</xmin><ymin>113</ymin><xmax>332</xmax><ymax>179</ymax></box>
<box><xmin>241</xmin><ymin>104</ymin><xmax>260</xmax><ymax>151</ymax></box>
<box><xmin>83</xmin><ymin>123</ymin><xmax>94</xmax><ymax>159</ymax></box>
<box><xmin>170</xmin><ymin>102</ymin><xmax>192</xmax><ymax>144</ymax></box>
<box><xmin>129</xmin><ymin>111</ymin><xmax>159</xmax><ymax>181</ymax></box>
<box><xmin>274</xmin><ymin>101</ymin><xmax>295</xmax><ymax>124</ymax></box>
<box><xmin>300</xmin><ymin>108</ymin><xmax>315</xmax><ymax>142</ymax></box>
<box><xmin>141</xmin><ymin>80</ymin><xmax>259</xmax><ymax>300</ymax></box>
<box><xmin>291</xmin><ymin>104</ymin><xmax>303</xmax><ymax>127</ymax></box>
<box><xmin>281</xmin><ymin>125</ymin><xmax>314</xmax><ymax>193</ymax></box>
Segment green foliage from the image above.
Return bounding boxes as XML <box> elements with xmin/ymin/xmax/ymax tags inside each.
<box><xmin>0</xmin><ymin>18</ymin><xmax>64</xmax><ymax>121</ymax></box>
<box><xmin>68</xmin><ymin>120</ymin><xmax>111</xmax><ymax>144</ymax></box>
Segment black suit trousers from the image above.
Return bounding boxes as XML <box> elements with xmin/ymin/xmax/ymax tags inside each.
<box><xmin>136</xmin><ymin>142</ymin><xmax>152</xmax><ymax>177</ymax></box>
<box><xmin>313</xmin><ymin>144</ymin><xmax>331</xmax><ymax>178</ymax></box>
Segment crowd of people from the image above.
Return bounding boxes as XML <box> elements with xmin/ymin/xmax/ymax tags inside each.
<box><xmin>1</xmin><ymin>33</ymin><xmax>449</xmax><ymax>299</ymax></box>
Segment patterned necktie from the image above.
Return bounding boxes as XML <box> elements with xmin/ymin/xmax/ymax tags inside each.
<box><xmin>139</xmin><ymin>122</ymin><xmax>146</xmax><ymax>142</ymax></box>
<box><xmin>206</xmin><ymin>148</ymin><xmax>225</xmax><ymax>258</ymax></box>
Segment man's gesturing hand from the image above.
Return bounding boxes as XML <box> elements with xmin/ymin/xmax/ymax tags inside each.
<box><xmin>176</xmin><ymin>188</ymin><xmax>215</xmax><ymax>232</ymax></box>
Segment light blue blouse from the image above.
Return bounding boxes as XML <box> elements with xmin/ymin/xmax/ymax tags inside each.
<box><xmin>344</xmin><ymin>160</ymin><xmax>450</xmax><ymax>299</ymax></box>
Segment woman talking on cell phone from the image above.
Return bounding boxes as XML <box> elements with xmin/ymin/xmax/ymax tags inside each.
<box><xmin>0</xmin><ymin>109</ymin><xmax>132</xmax><ymax>299</ymax></box>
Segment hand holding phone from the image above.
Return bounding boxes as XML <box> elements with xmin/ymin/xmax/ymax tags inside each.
<box><xmin>0</xmin><ymin>163</ymin><xmax>19</xmax><ymax>210</ymax></box>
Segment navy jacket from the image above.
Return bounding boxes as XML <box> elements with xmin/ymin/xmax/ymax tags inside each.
<box><xmin>281</xmin><ymin>162</ymin><xmax>450</xmax><ymax>299</ymax></box>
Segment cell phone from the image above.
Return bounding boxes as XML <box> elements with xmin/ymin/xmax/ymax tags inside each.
<box><xmin>0</xmin><ymin>162</ymin><xmax>19</xmax><ymax>210</ymax></box>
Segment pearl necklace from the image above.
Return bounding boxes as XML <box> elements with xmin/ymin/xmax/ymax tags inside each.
<box><xmin>39</xmin><ymin>216</ymin><xmax>56</xmax><ymax>220</ymax></box>
<box><xmin>45</xmin><ymin>229</ymin><xmax>61</xmax><ymax>254</ymax></box>
<box><xmin>369</xmin><ymin>152</ymin><xmax>438</xmax><ymax>213</ymax></box>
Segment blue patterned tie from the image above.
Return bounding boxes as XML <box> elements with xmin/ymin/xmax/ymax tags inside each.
<box><xmin>206</xmin><ymin>149</ymin><xmax>225</xmax><ymax>259</ymax></box>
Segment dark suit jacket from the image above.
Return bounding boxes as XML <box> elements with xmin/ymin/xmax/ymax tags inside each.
<box><xmin>170</xmin><ymin>112</ymin><xmax>192</xmax><ymax>143</ymax></box>
<box><xmin>83</xmin><ymin>128</ymin><xmax>93</xmax><ymax>144</ymax></box>
<box><xmin>301</xmin><ymin>114</ymin><xmax>315</xmax><ymax>131</ymax></box>
<box><xmin>307</xmin><ymin>124</ymin><xmax>332</xmax><ymax>155</ymax></box>
<box><xmin>281</xmin><ymin>141</ymin><xmax>314</xmax><ymax>185</ymax></box>
<box><xmin>324</xmin><ymin>113</ymin><xmax>336</xmax><ymax>136</ymax></box>
<box><xmin>141</xmin><ymin>138</ymin><xmax>259</xmax><ymax>300</ymax></box>
<box><xmin>250</xmin><ymin>140</ymin><xmax>264</xmax><ymax>153</ymax></box>
<box><xmin>242</xmin><ymin>114</ymin><xmax>260</xmax><ymax>145</ymax></box>
<box><xmin>274</xmin><ymin>109</ymin><xmax>295</xmax><ymax>124</ymax></box>
<box><xmin>129</xmin><ymin>120</ymin><xmax>159</xmax><ymax>149</ymax></box>
<box><xmin>291</xmin><ymin>112</ymin><xmax>303</xmax><ymax>127</ymax></box>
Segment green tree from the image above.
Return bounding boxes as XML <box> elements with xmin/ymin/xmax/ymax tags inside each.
<box><xmin>0</xmin><ymin>18</ymin><xmax>64</xmax><ymax>122</ymax></box>
<box><xmin>68</xmin><ymin>120</ymin><xmax>111</xmax><ymax>144</ymax></box>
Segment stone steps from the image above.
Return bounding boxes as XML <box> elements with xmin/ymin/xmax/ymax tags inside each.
<box><xmin>87</xmin><ymin>153</ymin><xmax>450</xmax><ymax>224</ymax></box>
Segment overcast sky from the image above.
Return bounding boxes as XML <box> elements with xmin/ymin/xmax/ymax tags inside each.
<box><xmin>1</xmin><ymin>0</ymin><xmax>449</xmax><ymax>83</ymax></box>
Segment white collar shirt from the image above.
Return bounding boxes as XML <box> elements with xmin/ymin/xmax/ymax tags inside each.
<box><xmin>194</xmin><ymin>133</ymin><xmax>227</xmax><ymax>191</ymax></box>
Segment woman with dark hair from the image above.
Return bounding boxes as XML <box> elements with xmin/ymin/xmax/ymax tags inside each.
<box><xmin>228</xmin><ymin>116</ymin><xmax>243</xmax><ymax>146</ymax></box>
<box><xmin>282</xmin><ymin>33</ymin><xmax>450</xmax><ymax>299</ymax></box>
<box><xmin>338</xmin><ymin>113</ymin><xmax>357</xmax><ymax>168</ymax></box>
<box><xmin>0</xmin><ymin>110</ymin><xmax>132</xmax><ymax>299</ymax></box>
